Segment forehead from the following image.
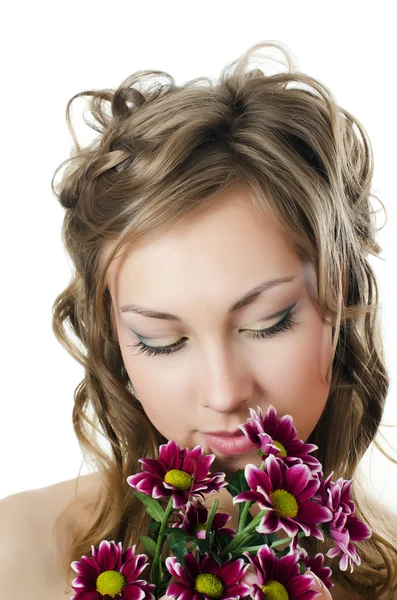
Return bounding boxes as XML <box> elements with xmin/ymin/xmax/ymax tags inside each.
<box><xmin>105</xmin><ymin>185</ymin><xmax>311</xmax><ymax>299</ymax></box>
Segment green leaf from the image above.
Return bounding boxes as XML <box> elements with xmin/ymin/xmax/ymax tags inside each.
<box><xmin>157</xmin><ymin>571</ymin><xmax>172</xmax><ymax>598</ymax></box>
<box><xmin>225</xmin><ymin>469</ymin><xmax>249</xmax><ymax>497</ymax></box>
<box><xmin>210</xmin><ymin>550</ymin><xmax>224</xmax><ymax>565</ymax></box>
<box><xmin>214</xmin><ymin>532</ymin><xmax>234</xmax><ymax>552</ymax></box>
<box><xmin>245</xmin><ymin>531</ymin><xmax>271</xmax><ymax>547</ymax></box>
<box><xmin>197</xmin><ymin>537</ymin><xmax>210</xmax><ymax>554</ymax></box>
<box><xmin>149</xmin><ymin>520</ymin><xmax>161</xmax><ymax>537</ymax></box>
<box><xmin>167</xmin><ymin>529</ymin><xmax>190</xmax><ymax>546</ymax></box>
<box><xmin>161</xmin><ymin>527</ymin><xmax>181</xmax><ymax>536</ymax></box>
<box><xmin>139</xmin><ymin>535</ymin><xmax>157</xmax><ymax>557</ymax></box>
<box><xmin>133</xmin><ymin>490</ymin><xmax>166</xmax><ymax>522</ymax></box>
<box><xmin>225</xmin><ymin>469</ymin><xmax>252</xmax><ymax>524</ymax></box>
<box><xmin>170</xmin><ymin>542</ymin><xmax>187</xmax><ymax>566</ymax></box>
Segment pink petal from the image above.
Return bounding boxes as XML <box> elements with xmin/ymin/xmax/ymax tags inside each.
<box><xmin>245</xmin><ymin>463</ymin><xmax>272</xmax><ymax>493</ymax></box>
<box><xmin>277</xmin><ymin>552</ymin><xmax>300</xmax><ymax>581</ymax></box>
<box><xmin>212</xmin><ymin>513</ymin><xmax>231</xmax><ymax>529</ymax></box>
<box><xmin>219</xmin><ymin>558</ymin><xmax>248</xmax><ymax>584</ymax></box>
<box><xmin>278</xmin><ymin>516</ymin><xmax>300</xmax><ymax>538</ymax></box>
<box><xmin>121</xmin><ymin>553</ymin><xmax>149</xmax><ymax>581</ymax></box>
<box><xmin>178</xmin><ymin>591</ymin><xmax>196</xmax><ymax>600</ymax></box>
<box><xmin>277</xmin><ymin>414</ymin><xmax>296</xmax><ymax>445</ymax></box>
<box><xmin>166</xmin><ymin>582</ymin><xmax>191</xmax><ymax>598</ymax></box>
<box><xmin>264</xmin><ymin>404</ymin><xmax>278</xmax><ymax>435</ymax></box>
<box><xmin>284</xmin><ymin>464</ymin><xmax>311</xmax><ymax>497</ymax></box>
<box><xmin>346</xmin><ymin>515</ymin><xmax>371</xmax><ymax>541</ymax></box>
<box><xmin>233</xmin><ymin>490</ymin><xmax>264</xmax><ymax>504</ymax></box>
<box><xmin>137</xmin><ymin>458</ymin><xmax>167</xmax><ymax>478</ymax></box>
<box><xmin>225</xmin><ymin>582</ymin><xmax>252</xmax><ymax>598</ymax></box>
<box><xmin>266</xmin><ymin>454</ymin><xmax>283</xmax><ymax>490</ymax></box>
<box><xmin>296</xmin><ymin>477</ymin><xmax>320</xmax><ymax>502</ymax></box>
<box><xmin>287</xmin><ymin>572</ymin><xmax>314</xmax><ymax>595</ymax></box>
<box><xmin>255</xmin><ymin>509</ymin><xmax>281</xmax><ymax>534</ymax></box>
<box><xmin>298</xmin><ymin>501</ymin><xmax>333</xmax><ymax>524</ymax></box>
<box><xmin>161</xmin><ymin>441</ymin><xmax>182</xmax><ymax>469</ymax></box>
<box><xmin>72</xmin><ymin>590</ymin><xmax>101</xmax><ymax>599</ymax></box>
<box><xmin>122</xmin><ymin>584</ymin><xmax>147</xmax><ymax>600</ymax></box>
<box><xmin>97</xmin><ymin>540</ymin><xmax>119</xmax><ymax>571</ymax></box>
<box><xmin>165</xmin><ymin>556</ymin><xmax>184</xmax><ymax>579</ymax></box>
<box><xmin>71</xmin><ymin>556</ymin><xmax>100</xmax><ymax>580</ymax></box>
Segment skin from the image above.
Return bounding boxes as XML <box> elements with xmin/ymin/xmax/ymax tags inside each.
<box><xmin>106</xmin><ymin>183</ymin><xmax>334</xmax><ymax>598</ymax></box>
<box><xmin>106</xmin><ymin>182</ymin><xmax>334</xmax><ymax>520</ymax></box>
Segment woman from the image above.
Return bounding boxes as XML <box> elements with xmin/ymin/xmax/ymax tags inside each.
<box><xmin>2</xmin><ymin>40</ymin><xmax>396</xmax><ymax>598</ymax></box>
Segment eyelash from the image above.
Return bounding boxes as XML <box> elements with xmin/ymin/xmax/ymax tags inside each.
<box><xmin>127</xmin><ymin>309</ymin><xmax>297</xmax><ymax>358</ymax></box>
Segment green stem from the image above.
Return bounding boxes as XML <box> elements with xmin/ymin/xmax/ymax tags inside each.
<box><xmin>271</xmin><ymin>531</ymin><xmax>306</xmax><ymax>548</ymax></box>
<box><xmin>150</xmin><ymin>496</ymin><xmax>174</xmax><ymax>589</ymax></box>
<box><xmin>237</xmin><ymin>455</ymin><xmax>266</xmax><ymax>534</ymax></box>
<box><xmin>230</xmin><ymin>531</ymin><xmax>307</xmax><ymax>556</ymax></box>
<box><xmin>205</xmin><ymin>498</ymin><xmax>219</xmax><ymax>543</ymax></box>
<box><xmin>238</xmin><ymin>501</ymin><xmax>252</xmax><ymax>534</ymax></box>
<box><xmin>220</xmin><ymin>509</ymin><xmax>268</xmax><ymax>557</ymax></box>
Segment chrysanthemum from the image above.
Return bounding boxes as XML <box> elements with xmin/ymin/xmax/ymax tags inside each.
<box><xmin>173</xmin><ymin>497</ymin><xmax>236</xmax><ymax>539</ymax></box>
<box><xmin>316</xmin><ymin>472</ymin><xmax>371</xmax><ymax>572</ymax></box>
<box><xmin>71</xmin><ymin>540</ymin><xmax>155</xmax><ymax>600</ymax></box>
<box><xmin>233</xmin><ymin>454</ymin><xmax>332</xmax><ymax>542</ymax></box>
<box><xmin>297</xmin><ymin>547</ymin><xmax>333</xmax><ymax>590</ymax></box>
<box><xmin>240</xmin><ymin>405</ymin><xmax>322</xmax><ymax>474</ymax></box>
<box><xmin>317</xmin><ymin>472</ymin><xmax>355</xmax><ymax>516</ymax></box>
<box><xmin>326</xmin><ymin>510</ymin><xmax>371</xmax><ymax>572</ymax></box>
<box><xmin>127</xmin><ymin>440</ymin><xmax>227</xmax><ymax>508</ymax></box>
<box><xmin>165</xmin><ymin>551</ymin><xmax>251</xmax><ymax>600</ymax></box>
<box><xmin>243</xmin><ymin>544</ymin><xmax>320</xmax><ymax>600</ymax></box>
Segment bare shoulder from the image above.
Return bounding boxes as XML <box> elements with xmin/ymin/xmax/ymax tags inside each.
<box><xmin>0</xmin><ymin>473</ymin><xmax>101</xmax><ymax>599</ymax></box>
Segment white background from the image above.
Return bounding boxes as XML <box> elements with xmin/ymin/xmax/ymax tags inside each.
<box><xmin>1</xmin><ymin>1</ymin><xmax>396</xmax><ymax>510</ymax></box>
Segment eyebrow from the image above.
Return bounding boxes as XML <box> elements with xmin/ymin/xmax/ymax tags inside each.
<box><xmin>120</xmin><ymin>274</ymin><xmax>298</xmax><ymax>321</ymax></box>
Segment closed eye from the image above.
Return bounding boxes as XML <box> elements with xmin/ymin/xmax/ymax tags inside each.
<box><xmin>126</xmin><ymin>305</ymin><xmax>298</xmax><ymax>358</ymax></box>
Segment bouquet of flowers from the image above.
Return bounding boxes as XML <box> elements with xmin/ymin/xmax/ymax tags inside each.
<box><xmin>70</xmin><ymin>405</ymin><xmax>371</xmax><ymax>600</ymax></box>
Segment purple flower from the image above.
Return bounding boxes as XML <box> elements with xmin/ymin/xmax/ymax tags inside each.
<box><xmin>297</xmin><ymin>547</ymin><xmax>333</xmax><ymax>590</ymax></box>
<box><xmin>317</xmin><ymin>472</ymin><xmax>355</xmax><ymax>516</ymax></box>
<box><xmin>127</xmin><ymin>441</ymin><xmax>227</xmax><ymax>508</ymax></box>
<box><xmin>165</xmin><ymin>552</ymin><xmax>251</xmax><ymax>600</ymax></box>
<box><xmin>326</xmin><ymin>511</ymin><xmax>371</xmax><ymax>572</ymax></box>
<box><xmin>172</xmin><ymin>497</ymin><xmax>236</xmax><ymax>539</ymax></box>
<box><xmin>233</xmin><ymin>454</ymin><xmax>332</xmax><ymax>543</ymax></box>
<box><xmin>316</xmin><ymin>472</ymin><xmax>371</xmax><ymax>572</ymax></box>
<box><xmin>240</xmin><ymin>405</ymin><xmax>322</xmax><ymax>474</ymax></box>
<box><xmin>243</xmin><ymin>544</ymin><xmax>320</xmax><ymax>600</ymax></box>
<box><xmin>70</xmin><ymin>540</ymin><xmax>155</xmax><ymax>600</ymax></box>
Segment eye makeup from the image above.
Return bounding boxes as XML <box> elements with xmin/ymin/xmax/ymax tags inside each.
<box><xmin>126</xmin><ymin>302</ymin><xmax>299</xmax><ymax>358</ymax></box>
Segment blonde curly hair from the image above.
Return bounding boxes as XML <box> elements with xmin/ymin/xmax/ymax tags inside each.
<box><xmin>51</xmin><ymin>40</ymin><xmax>397</xmax><ymax>598</ymax></box>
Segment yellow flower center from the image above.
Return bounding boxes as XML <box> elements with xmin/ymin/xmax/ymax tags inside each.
<box><xmin>273</xmin><ymin>440</ymin><xmax>287</xmax><ymax>457</ymax></box>
<box><xmin>164</xmin><ymin>469</ymin><xmax>194</xmax><ymax>490</ymax></box>
<box><xmin>194</xmin><ymin>522</ymin><xmax>207</xmax><ymax>533</ymax></box>
<box><xmin>195</xmin><ymin>573</ymin><xmax>225</xmax><ymax>598</ymax></box>
<box><xmin>261</xmin><ymin>580</ymin><xmax>289</xmax><ymax>600</ymax></box>
<box><xmin>96</xmin><ymin>570</ymin><xmax>126</xmax><ymax>597</ymax></box>
<box><xmin>269</xmin><ymin>489</ymin><xmax>298</xmax><ymax>518</ymax></box>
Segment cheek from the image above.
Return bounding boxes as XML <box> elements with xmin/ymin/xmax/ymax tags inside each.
<box><xmin>120</xmin><ymin>346</ymin><xmax>190</xmax><ymax>443</ymax></box>
<box><xmin>259</xmin><ymin>317</ymin><xmax>333</xmax><ymax>441</ymax></box>
<box><xmin>119</xmin><ymin>311</ymin><xmax>334</xmax><ymax>445</ymax></box>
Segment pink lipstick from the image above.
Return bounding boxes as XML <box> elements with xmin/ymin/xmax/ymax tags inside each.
<box><xmin>202</xmin><ymin>430</ymin><xmax>256</xmax><ymax>456</ymax></box>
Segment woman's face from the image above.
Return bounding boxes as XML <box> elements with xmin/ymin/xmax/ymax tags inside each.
<box><xmin>106</xmin><ymin>184</ymin><xmax>333</xmax><ymax>476</ymax></box>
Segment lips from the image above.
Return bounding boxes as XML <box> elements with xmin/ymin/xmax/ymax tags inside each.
<box><xmin>205</xmin><ymin>429</ymin><xmax>244</xmax><ymax>438</ymax></box>
<box><xmin>202</xmin><ymin>431</ymin><xmax>256</xmax><ymax>456</ymax></box>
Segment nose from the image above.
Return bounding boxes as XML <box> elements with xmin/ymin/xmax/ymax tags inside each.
<box><xmin>199</xmin><ymin>340</ymin><xmax>252</xmax><ymax>414</ymax></box>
